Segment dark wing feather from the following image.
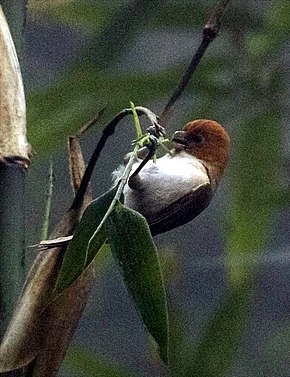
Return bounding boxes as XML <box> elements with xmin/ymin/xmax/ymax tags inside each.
<box><xmin>147</xmin><ymin>183</ymin><xmax>213</xmax><ymax>236</ymax></box>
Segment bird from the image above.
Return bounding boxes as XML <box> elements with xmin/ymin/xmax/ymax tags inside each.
<box><xmin>113</xmin><ymin>119</ymin><xmax>230</xmax><ymax>236</ymax></box>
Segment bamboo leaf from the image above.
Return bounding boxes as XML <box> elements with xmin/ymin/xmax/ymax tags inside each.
<box><xmin>106</xmin><ymin>204</ymin><xmax>169</xmax><ymax>364</ymax></box>
<box><xmin>53</xmin><ymin>187</ymin><xmax>117</xmax><ymax>297</ymax></box>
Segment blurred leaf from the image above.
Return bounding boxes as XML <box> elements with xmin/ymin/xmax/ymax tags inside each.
<box><xmin>183</xmin><ymin>280</ymin><xmax>253</xmax><ymax>377</ymax></box>
<box><xmin>267</xmin><ymin>0</ymin><xmax>290</xmax><ymax>43</ymax></box>
<box><xmin>53</xmin><ymin>187</ymin><xmax>117</xmax><ymax>297</ymax></box>
<box><xmin>29</xmin><ymin>1</ymin><xmax>265</xmax><ymax>35</ymax></box>
<box><xmin>26</xmin><ymin>0</ymin><xmax>244</xmax><ymax>155</ymax></box>
<box><xmin>226</xmin><ymin>110</ymin><xmax>283</xmax><ymax>283</ymax></box>
<box><xmin>106</xmin><ymin>204</ymin><xmax>169</xmax><ymax>364</ymax></box>
<box><xmin>76</xmin><ymin>0</ymin><xmax>166</xmax><ymax>70</ymax></box>
<box><xmin>246</xmin><ymin>32</ymin><xmax>273</xmax><ymax>59</ymax></box>
<box><xmin>31</xmin><ymin>1</ymin><xmax>167</xmax><ymax>69</ymax></box>
<box><xmin>27</xmin><ymin>55</ymin><xmax>233</xmax><ymax>154</ymax></box>
<box><xmin>167</xmin><ymin>306</ymin><xmax>190</xmax><ymax>377</ymax></box>
<box><xmin>29</xmin><ymin>2</ymin><xmax>115</xmax><ymax>33</ymax></box>
<box><xmin>214</xmin><ymin>3</ymin><xmax>286</xmax><ymax>370</ymax></box>
<box><xmin>246</xmin><ymin>1</ymin><xmax>290</xmax><ymax>59</ymax></box>
<box><xmin>149</xmin><ymin>1</ymin><xmax>265</xmax><ymax>31</ymax></box>
<box><xmin>63</xmin><ymin>343</ymin><xmax>137</xmax><ymax>377</ymax></box>
<box><xmin>25</xmin><ymin>0</ymin><xmax>282</xmax><ymax>157</ymax></box>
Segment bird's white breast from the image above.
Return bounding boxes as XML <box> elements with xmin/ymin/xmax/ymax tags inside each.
<box><xmin>112</xmin><ymin>151</ymin><xmax>210</xmax><ymax>219</ymax></box>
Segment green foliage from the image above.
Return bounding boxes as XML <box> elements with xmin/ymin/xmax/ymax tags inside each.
<box><xmin>181</xmin><ymin>3</ymin><xmax>290</xmax><ymax>377</ymax></box>
<box><xmin>226</xmin><ymin>112</ymin><xmax>283</xmax><ymax>282</ymax></box>
<box><xmin>25</xmin><ymin>2</ymin><xmax>232</xmax><ymax>153</ymax></box>
<box><xmin>54</xmin><ymin>186</ymin><xmax>168</xmax><ymax>363</ymax></box>
<box><xmin>267</xmin><ymin>0</ymin><xmax>290</xmax><ymax>43</ymax></box>
<box><xmin>178</xmin><ymin>4</ymin><xmax>290</xmax><ymax>377</ymax></box>
<box><xmin>225</xmin><ymin>1</ymin><xmax>287</xmax><ymax>283</ymax></box>
<box><xmin>54</xmin><ymin>186</ymin><xmax>168</xmax><ymax>364</ymax></box>
<box><xmin>63</xmin><ymin>343</ymin><xmax>137</xmax><ymax>377</ymax></box>
<box><xmin>29</xmin><ymin>2</ymin><xmax>114</xmax><ymax>33</ymax></box>
<box><xmin>184</xmin><ymin>281</ymin><xmax>253</xmax><ymax>377</ymax></box>
<box><xmin>53</xmin><ymin>187</ymin><xmax>116</xmax><ymax>297</ymax></box>
<box><xmin>106</xmin><ymin>204</ymin><xmax>169</xmax><ymax>363</ymax></box>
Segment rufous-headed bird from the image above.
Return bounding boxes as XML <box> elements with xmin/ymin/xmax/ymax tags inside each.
<box><xmin>113</xmin><ymin>119</ymin><xmax>229</xmax><ymax>235</ymax></box>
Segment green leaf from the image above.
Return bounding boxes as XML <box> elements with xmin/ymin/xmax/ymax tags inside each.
<box><xmin>184</xmin><ymin>281</ymin><xmax>253</xmax><ymax>377</ymax></box>
<box><xmin>226</xmin><ymin>111</ymin><xmax>283</xmax><ymax>283</ymax></box>
<box><xmin>63</xmin><ymin>343</ymin><xmax>137</xmax><ymax>377</ymax></box>
<box><xmin>53</xmin><ymin>187</ymin><xmax>117</xmax><ymax>297</ymax></box>
<box><xmin>106</xmin><ymin>204</ymin><xmax>169</xmax><ymax>364</ymax></box>
<box><xmin>29</xmin><ymin>2</ymin><xmax>115</xmax><ymax>33</ymax></box>
<box><xmin>267</xmin><ymin>0</ymin><xmax>290</xmax><ymax>42</ymax></box>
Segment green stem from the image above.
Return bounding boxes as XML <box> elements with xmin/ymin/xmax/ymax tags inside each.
<box><xmin>40</xmin><ymin>103</ymin><xmax>161</xmax><ymax>252</ymax></box>
<box><xmin>86</xmin><ymin>103</ymin><xmax>144</xmax><ymax>259</ymax></box>
<box><xmin>40</xmin><ymin>161</ymin><xmax>54</xmax><ymax>241</ymax></box>
<box><xmin>130</xmin><ymin>101</ymin><xmax>143</xmax><ymax>139</ymax></box>
<box><xmin>86</xmin><ymin>142</ymin><xmax>139</xmax><ymax>256</ymax></box>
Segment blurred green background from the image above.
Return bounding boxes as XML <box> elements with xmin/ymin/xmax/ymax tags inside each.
<box><xmin>16</xmin><ymin>0</ymin><xmax>290</xmax><ymax>376</ymax></box>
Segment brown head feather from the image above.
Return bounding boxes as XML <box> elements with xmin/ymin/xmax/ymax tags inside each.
<box><xmin>173</xmin><ymin>119</ymin><xmax>230</xmax><ymax>185</ymax></box>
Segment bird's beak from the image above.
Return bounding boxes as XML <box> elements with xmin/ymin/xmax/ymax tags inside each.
<box><xmin>172</xmin><ymin>130</ymin><xmax>188</xmax><ymax>149</ymax></box>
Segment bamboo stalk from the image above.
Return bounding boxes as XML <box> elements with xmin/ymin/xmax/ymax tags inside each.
<box><xmin>0</xmin><ymin>5</ymin><xmax>30</xmax><ymax>338</ymax></box>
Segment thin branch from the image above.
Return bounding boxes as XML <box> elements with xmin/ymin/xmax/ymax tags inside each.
<box><xmin>128</xmin><ymin>139</ymin><xmax>157</xmax><ymax>187</ymax></box>
<box><xmin>85</xmin><ymin>103</ymin><xmax>149</xmax><ymax>265</ymax></box>
<box><xmin>160</xmin><ymin>0</ymin><xmax>231</xmax><ymax>124</ymax></box>
<box><xmin>75</xmin><ymin>107</ymin><xmax>106</xmax><ymax>138</ymax></box>
<box><xmin>40</xmin><ymin>107</ymin><xmax>162</xmax><ymax>250</ymax></box>
<box><xmin>71</xmin><ymin>0</ymin><xmax>231</xmax><ymax>210</ymax></box>
<box><xmin>70</xmin><ymin>106</ymin><xmax>159</xmax><ymax>211</ymax></box>
<box><xmin>85</xmin><ymin>144</ymin><xmax>138</xmax><ymax>264</ymax></box>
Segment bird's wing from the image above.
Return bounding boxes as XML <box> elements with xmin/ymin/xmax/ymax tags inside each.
<box><xmin>147</xmin><ymin>183</ymin><xmax>213</xmax><ymax>236</ymax></box>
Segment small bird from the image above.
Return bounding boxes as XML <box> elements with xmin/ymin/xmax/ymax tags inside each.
<box><xmin>113</xmin><ymin>119</ymin><xmax>230</xmax><ymax>235</ymax></box>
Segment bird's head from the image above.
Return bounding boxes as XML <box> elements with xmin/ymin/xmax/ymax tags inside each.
<box><xmin>172</xmin><ymin>119</ymin><xmax>230</xmax><ymax>185</ymax></box>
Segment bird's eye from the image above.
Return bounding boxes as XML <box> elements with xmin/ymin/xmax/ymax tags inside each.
<box><xmin>190</xmin><ymin>134</ymin><xmax>205</xmax><ymax>144</ymax></box>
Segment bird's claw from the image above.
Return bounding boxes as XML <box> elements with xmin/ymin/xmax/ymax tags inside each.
<box><xmin>147</xmin><ymin>123</ymin><xmax>166</xmax><ymax>139</ymax></box>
